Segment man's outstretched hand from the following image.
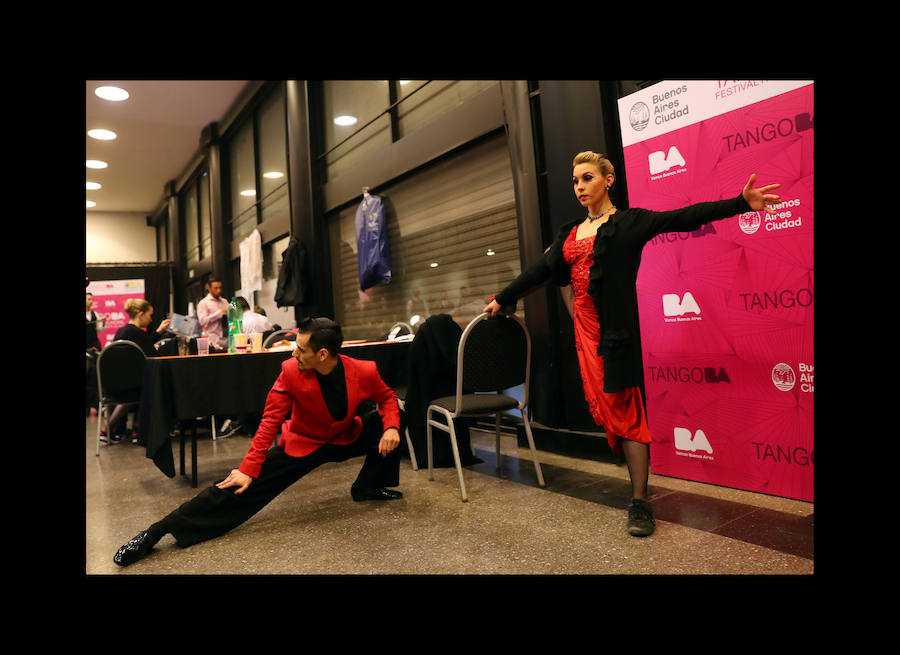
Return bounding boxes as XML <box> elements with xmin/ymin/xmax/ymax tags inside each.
<box><xmin>216</xmin><ymin>469</ymin><xmax>253</xmax><ymax>494</ymax></box>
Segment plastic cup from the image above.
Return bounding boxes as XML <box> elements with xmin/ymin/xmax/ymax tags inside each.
<box><xmin>250</xmin><ymin>332</ymin><xmax>263</xmax><ymax>352</ymax></box>
<box><xmin>234</xmin><ymin>333</ymin><xmax>248</xmax><ymax>353</ymax></box>
<box><xmin>197</xmin><ymin>337</ymin><xmax>209</xmax><ymax>356</ymax></box>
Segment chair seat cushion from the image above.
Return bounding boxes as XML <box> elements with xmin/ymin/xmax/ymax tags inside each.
<box><xmin>429</xmin><ymin>393</ymin><xmax>519</xmax><ymax>415</ymax></box>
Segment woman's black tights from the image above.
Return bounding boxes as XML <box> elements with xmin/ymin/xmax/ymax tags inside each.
<box><xmin>621</xmin><ymin>439</ymin><xmax>650</xmax><ymax>500</ymax></box>
<box><xmin>105</xmin><ymin>403</ymin><xmax>130</xmax><ymax>435</ymax></box>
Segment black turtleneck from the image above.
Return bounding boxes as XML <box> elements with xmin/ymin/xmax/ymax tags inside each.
<box><xmin>314</xmin><ymin>357</ymin><xmax>347</xmax><ymax>421</ymax></box>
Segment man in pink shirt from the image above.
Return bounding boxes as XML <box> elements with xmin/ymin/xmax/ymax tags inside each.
<box><xmin>197</xmin><ymin>279</ymin><xmax>229</xmax><ymax>348</ymax></box>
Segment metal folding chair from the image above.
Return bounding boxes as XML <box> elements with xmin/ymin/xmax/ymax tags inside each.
<box><xmin>95</xmin><ymin>340</ymin><xmax>146</xmax><ymax>455</ymax></box>
<box><xmin>426</xmin><ymin>312</ymin><xmax>545</xmax><ymax>501</ymax></box>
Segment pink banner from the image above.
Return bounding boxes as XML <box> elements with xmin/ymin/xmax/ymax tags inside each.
<box><xmin>87</xmin><ymin>279</ymin><xmax>145</xmax><ymax>347</ymax></box>
<box><xmin>618</xmin><ymin>81</ymin><xmax>813</xmax><ymax>501</ymax></box>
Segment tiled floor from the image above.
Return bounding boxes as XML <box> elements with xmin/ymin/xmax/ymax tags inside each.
<box><xmin>85</xmin><ymin>415</ymin><xmax>813</xmax><ymax>575</ymax></box>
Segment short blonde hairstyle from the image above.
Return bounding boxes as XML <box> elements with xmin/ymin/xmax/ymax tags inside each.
<box><xmin>572</xmin><ymin>151</ymin><xmax>615</xmax><ymax>178</ymax></box>
<box><xmin>124</xmin><ymin>298</ymin><xmax>152</xmax><ymax>318</ymax></box>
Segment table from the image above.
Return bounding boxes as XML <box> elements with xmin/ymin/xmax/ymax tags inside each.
<box><xmin>138</xmin><ymin>341</ymin><xmax>410</xmax><ymax>487</ymax></box>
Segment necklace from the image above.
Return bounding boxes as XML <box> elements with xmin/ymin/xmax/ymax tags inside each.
<box><xmin>588</xmin><ymin>207</ymin><xmax>615</xmax><ymax>222</ymax></box>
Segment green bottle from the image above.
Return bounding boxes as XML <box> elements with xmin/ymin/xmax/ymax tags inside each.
<box><xmin>227</xmin><ymin>297</ymin><xmax>243</xmax><ymax>353</ymax></box>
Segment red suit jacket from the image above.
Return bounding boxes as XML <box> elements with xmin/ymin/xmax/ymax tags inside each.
<box><xmin>238</xmin><ymin>355</ymin><xmax>400</xmax><ymax>479</ymax></box>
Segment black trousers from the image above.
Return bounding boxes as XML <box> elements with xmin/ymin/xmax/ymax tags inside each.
<box><xmin>151</xmin><ymin>412</ymin><xmax>400</xmax><ymax>548</ymax></box>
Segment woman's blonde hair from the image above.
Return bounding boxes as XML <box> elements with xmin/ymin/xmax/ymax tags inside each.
<box><xmin>572</xmin><ymin>151</ymin><xmax>615</xmax><ymax>178</ymax></box>
<box><xmin>124</xmin><ymin>298</ymin><xmax>152</xmax><ymax>318</ymax></box>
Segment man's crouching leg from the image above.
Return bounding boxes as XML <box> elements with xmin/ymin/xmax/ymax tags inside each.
<box><xmin>349</xmin><ymin>408</ymin><xmax>403</xmax><ymax>502</ymax></box>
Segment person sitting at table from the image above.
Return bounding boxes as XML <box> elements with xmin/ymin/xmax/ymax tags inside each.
<box><xmin>114</xmin><ymin>298</ymin><xmax>172</xmax><ymax>357</ymax></box>
<box><xmin>236</xmin><ymin>296</ymin><xmax>274</xmax><ymax>335</ymax></box>
<box><xmin>113</xmin><ymin>316</ymin><xmax>404</xmax><ymax>567</ymax></box>
<box><xmin>103</xmin><ymin>298</ymin><xmax>172</xmax><ymax>443</ymax></box>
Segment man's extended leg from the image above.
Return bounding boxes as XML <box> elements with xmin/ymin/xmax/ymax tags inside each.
<box><xmin>114</xmin><ymin>445</ymin><xmax>330</xmax><ymax>566</ymax></box>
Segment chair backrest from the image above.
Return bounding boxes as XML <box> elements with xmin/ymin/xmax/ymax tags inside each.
<box><xmin>154</xmin><ymin>336</ymin><xmax>178</xmax><ymax>356</ymax></box>
<box><xmin>388</xmin><ymin>322</ymin><xmax>412</xmax><ymax>339</ymax></box>
<box><xmin>97</xmin><ymin>340</ymin><xmax>147</xmax><ymax>400</ymax></box>
<box><xmin>456</xmin><ymin>312</ymin><xmax>530</xmax><ymax>405</ymax></box>
<box><xmin>263</xmin><ymin>328</ymin><xmax>298</xmax><ymax>348</ymax></box>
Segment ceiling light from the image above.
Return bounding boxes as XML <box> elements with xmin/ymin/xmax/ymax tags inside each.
<box><xmin>263</xmin><ymin>171</ymin><xmax>284</xmax><ymax>179</ymax></box>
<box><xmin>334</xmin><ymin>115</ymin><xmax>358</xmax><ymax>126</ymax></box>
<box><xmin>430</xmin><ymin>262</ymin><xmax>439</xmax><ymax>268</ymax></box>
<box><xmin>486</xmin><ymin>248</ymin><xmax>495</xmax><ymax>256</ymax></box>
<box><xmin>88</xmin><ymin>128</ymin><xmax>117</xmax><ymax>141</ymax></box>
<box><xmin>95</xmin><ymin>86</ymin><xmax>129</xmax><ymax>101</ymax></box>
<box><xmin>86</xmin><ymin>182</ymin><xmax>101</xmax><ymax>190</ymax></box>
<box><xmin>86</xmin><ymin>160</ymin><xmax>108</xmax><ymax>169</ymax></box>
<box><xmin>240</xmin><ymin>189</ymin><xmax>256</xmax><ymax>197</ymax></box>
<box><xmin>86</xmin><ymin>200</ymin><xmax>96</xmax><ymax>208</ymax></box>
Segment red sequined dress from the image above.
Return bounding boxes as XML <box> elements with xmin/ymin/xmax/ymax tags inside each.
<box><xmin>562</xmin><ymin>225</ymin><xmax>651</xmax><ymax>455</ymax></box>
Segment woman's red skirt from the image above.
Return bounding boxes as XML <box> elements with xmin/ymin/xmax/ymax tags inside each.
<box><xmin>564</xmin><ymin>228</ymin><xmax>651</xmax><ymax>455</ymax></box>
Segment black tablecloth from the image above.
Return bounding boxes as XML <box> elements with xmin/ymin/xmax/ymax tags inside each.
<box><xmin>139</xmin><ymin>342</ymin><xmax>410</xmax><ymax>478</ymax></box>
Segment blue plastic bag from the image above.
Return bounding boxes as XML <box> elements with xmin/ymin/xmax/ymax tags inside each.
<box><xmin>355</xmin><ymin>194</ymin><xmax>392</xmax><ymax>291</ymax></box>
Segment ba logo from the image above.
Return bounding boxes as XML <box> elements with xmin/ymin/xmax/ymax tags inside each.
<box><xmin>674</xmin><ymin>427</ymin><xmax>713</xmax><ymax>454</ymax></box>
<box><xmin>772</xmin><ymin>363</ymin><xmax>796</xmax><ymax>391</ymax></box>
<box><xmin>663</xmin><ymin>292</ymin><xmax>701</xmax><ymax>317</ymax></box>
<box><xmin>738</xmin><ymin>211</ymin><xmax>762</xmax><ymax>235</ymax></box>
<box><xmin>648</xmin><ymin>146</ymin><xmax>686</xmax><ymax>175</ymax></box>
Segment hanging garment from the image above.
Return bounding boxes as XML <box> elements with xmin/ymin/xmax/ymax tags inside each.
<box><xmin>355</xmin><ymin>194</ymin><xmax>392</xmax><ymax>291</ymax></box>
<box><xmin>239</xmin><ymin>229</ymin><xmax>263</xmax><ymax>297</ymax></box>
<box><xmin>275</xmin><ymin>237</ymin><xmax>311</xmax><ymax>307</ymax></box>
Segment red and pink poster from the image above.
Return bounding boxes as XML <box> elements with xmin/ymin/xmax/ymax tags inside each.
<box><xmin>87</xmin><ymin>279</ymin><xmax>145</xmax><ymax>347</ymax></box>
<box><xmin>618</xmin><ymin>81</ymin><xmax>814</xmax><ymax>501</ymax></box>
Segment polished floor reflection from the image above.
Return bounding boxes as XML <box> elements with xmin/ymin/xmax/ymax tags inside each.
<box><xmin>85</xmin><ymin>415</ymin><xmax>813</xmax><ymax>575</ymax></box>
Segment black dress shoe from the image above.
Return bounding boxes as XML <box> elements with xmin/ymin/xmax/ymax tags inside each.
<box><xmin>113</xmin><ymin>531</ymin><xmax>157</xmax><ymax>566</ymax></box>
<box><xmin>351</xmin><ymin>487</ymin><xmax>404</xmax><ymax>502</ymax></box>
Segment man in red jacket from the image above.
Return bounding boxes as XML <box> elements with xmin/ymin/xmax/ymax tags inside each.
<box><xmin>114</xmin><ymin>317</ymin><xmax>403</xmax><ymax>567</ymax></box>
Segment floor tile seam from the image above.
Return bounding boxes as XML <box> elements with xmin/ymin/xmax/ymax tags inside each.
<box><xmin>472</xmin><ymin>446</ymin><xmax>808</xmax><ymax>520</ymax></box>
<box><xmin>469</xmin><ymin>447</ymin><xmax>814</xmax><ymax>560</ymax></box>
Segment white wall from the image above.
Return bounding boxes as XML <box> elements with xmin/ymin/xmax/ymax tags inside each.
<box><xmin>86</xmin><ymin>211</ymin><xmax>157</xmax><ymax>263</ymax></box>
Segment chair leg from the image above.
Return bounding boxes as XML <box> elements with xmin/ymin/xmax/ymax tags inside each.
<box><xmin>96</xmin><ymin>403</ymin><xmax>104</xmax><ymax>456</ymax></box>
<box><xmin>426</xmin><ymin>410</ymin><xmax>434</xmax><ymax>481</ymax></box>
<box><xmin>520</xmin><ymin>409</ymin><xmax>545</xmax><ymax>487</ymax></box>
<box><xmin>445</xmin><ymin>419</ymin><xmax>468</xmax><ymax>502</ymax></box>
<box><xmin>211</xmin><ymin>415</ymin><xmax>217</xmax><ymax>441</ymax></box>
<box><xmin>405</xmin><ymin>426</ymin><xmax>418</xmax><ymax>471</ymax></box>
<box><xmin>494</xmin><ymin>413</ymin><xmax>502</xmax><ymax>470</ymax></box>
<box><xmin>192</xmin><ymin>421</ymin><xmax>198</xmax><ymax>488</ymax></box>
<box><xmin>426</xmin><ymin>408</ymin><xmax>468</xmax><ymax>502</ymax></box>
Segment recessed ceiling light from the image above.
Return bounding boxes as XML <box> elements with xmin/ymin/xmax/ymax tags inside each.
<box><xmin>88</xmin><ymin>128</ymin><xmax>117</xmax><ymax>141</ymax></box>
<box><xmin>430</xmin><ymin>262</ymin><xmax>439</xmax><ymax>268</ymax></box>
<box><xmin>86</xmin><ymin>160</ymin><xmax>108</xmax><ymax>169</ymax></box>
<box><xmin>86</xmin><ymin>182</ymin><xmax>101</xmax><ymax>190</ymax></box>
<box><xmin>334</xmin><ymin>115</ymin><xmax>358</xmax><ymax>126</ymax></box>
<box><xmin>263</xmin><ymin>171</ymin><xmax>284</xmax><ymax>179</ymax></box>
<box><xmin>86</xmin><ymin>200</ymin><xmax>96</xmax><ymax>208</ymax></box>
<box><xmin>95</xmin><ymin>86</ymin><xmax>130</xmax><ymax>101</ymax></box>
<box><xmin>486</xmin><ymin>248</ymin><xmax>495</xmax><ymax>256</ymax></box>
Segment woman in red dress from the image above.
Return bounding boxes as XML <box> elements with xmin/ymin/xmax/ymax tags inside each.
<box><xmin>485</xmin><ymin>151</ymin><xmax>781</xmax><ymax>537</ymax></box>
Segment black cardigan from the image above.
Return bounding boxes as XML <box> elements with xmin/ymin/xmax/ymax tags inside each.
<box><xmin>495</xmin><ymin>193</ymin><xmax>752</xmax><ymax>393</ymax></box>
<box><xmin>114</xmin><ymin>323</ymin><xmax>166</xmax><ymax>358</ymax></box>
